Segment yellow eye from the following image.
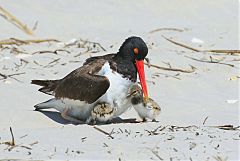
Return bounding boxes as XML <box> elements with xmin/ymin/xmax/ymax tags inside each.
<box><xmin>134</xmin><ymin>48</ymin><xmax>139</xmax><ymax>55</ymax></box>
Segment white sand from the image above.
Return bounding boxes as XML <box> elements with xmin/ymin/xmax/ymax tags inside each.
<box><xmin>0</xmin><ymin>0</ymin><xmax>239</xmax><ymax>160</ymax></box>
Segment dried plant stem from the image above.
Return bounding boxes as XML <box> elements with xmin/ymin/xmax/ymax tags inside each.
<box><xmin>149</xmin><ymin>27</ymin><xmax>185</xmax><ymax>34</ymax></box>
<box><xmin>1</xmin><ymin>127</ymin><xmax>15</xmax><ymax>147</ymax></box>
<box><xmin>0</xmin><ymin>72</ymin><xmax>25</xmax><ymax>82</ymax></box>
<box><xmin>85</xmin><ymin>40</ymin><xmax>106</xmax><ymax>51</ymax></box>
<box><xmin>208</xmin><ymin>125</ymin><xmax>240</xmax><ymax>131</ymax></box>
<box><xmin>144</xmin><ymin>62</ymin><xmax>195</xmax><ymax>73</ymax></box>
<box><xmin>93</xmin><ymin>126</ymin><xmax>114</xmax><ymax>139</ymax></box>
<box><xmin>9</xmin><ymin>127</ymin><xmax>15</xmax><ymax>146</ymax></box>
<box><xmin>162</xmin><ymin>35</ymin><xmax>200</xmax><ymax>52</ymax></box>
<box><xmin>0</xmin><ymin>38</ymin><xmax>60</xmax><ymax>46</ymax></box>
<box><xmin>0</xmin><ymin>73</ymin><xmax>7</xmax><ymax>79</ymax></box>
<box><xmin>185</xmin><ymin>56</ymin><xmax>234</xmax><ymax>67</ymax></box>
<box><xmin>0</xmin><ymin>6</ymin><xmax>33</xmax><ymax>35</ymax></box>
<box><xmin>32</xmin><ymin>49</ymin><xmax>69</xmax><ymax>55</ymax></box>
<box><xmin>162</xmin><ymin>35</ymin><xmax>240</xmax><ymax>55</ymax></box>
<box><xmin>203</xmin><ymin>49</ymin><xmax>240</xmax><ymax>54</ymax></box>
<box><xmin>213</xmin><ymin>156</ymin><xmax>228</xmax><ymax>161</ymax></box>
<box><xmin>150</xmin><ymin>149</ymin><xmax>164</xmax><ymax>160</ymax></box>
<box><xmin>202</xmin><ymin>116</ymin><xmax>209</xmax><ymax>125</ymax></box>
<box><xmin>154</xmin><ymin>73</ymin><xmax>181</xmax><ymax>80</ymax></box>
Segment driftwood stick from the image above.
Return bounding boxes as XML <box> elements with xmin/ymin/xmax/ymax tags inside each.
<box><xmin>0</xmin><ymin>6</ymin><xmax>33</xmax><ymax>35</ymax></box>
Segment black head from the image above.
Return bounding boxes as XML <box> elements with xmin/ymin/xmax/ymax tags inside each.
<box><xmin>116</xmin><ymin>37</ymin><xmax>149</xmax><ymax>99</ymax></box>
<box><xmin>118</xmin><ymin>36</ymin><xmax>148</xmax><ymax>62</ymax></box>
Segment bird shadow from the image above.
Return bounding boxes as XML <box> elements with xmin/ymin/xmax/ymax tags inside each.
<box><xmin>37</xmin><ymin>110</ymin><xmax>81</xmax><ymax>125</ymax></box>
<box><xmin>35</xmin><ymin>110</ymin><xmax>140</xmax><ymax>125</ymax></box>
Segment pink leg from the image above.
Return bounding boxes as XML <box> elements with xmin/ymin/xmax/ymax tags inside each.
<box><xmin>61</xmin><ymin>108</ymin><xmax>84</xmax><ymax>124</ymax></box>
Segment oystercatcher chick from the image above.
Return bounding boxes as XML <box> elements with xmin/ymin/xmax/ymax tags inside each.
<box><xmin>128</xmin><ymin>84</ymin><xmax>161</xmax><ymax>122</ymax></box>
<box><xmin>32</xmin><ymin>36</ymin><xmax>149</xmax><ymax>124</ymax></box>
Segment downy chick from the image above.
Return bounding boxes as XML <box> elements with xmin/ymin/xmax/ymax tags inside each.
<box><xmin>128</xmin><ymin>84</ymin><xmax>161</xmax><ymax>122</ymax></box>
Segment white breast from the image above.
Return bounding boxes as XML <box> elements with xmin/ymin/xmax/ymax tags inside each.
<box><xmin>98</xmin><ymin>63</ymin><xmax>133</xmax><ymax>116</ymax></box>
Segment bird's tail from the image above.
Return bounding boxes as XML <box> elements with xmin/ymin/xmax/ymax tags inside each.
<box><xmin>31</xmin><ymin>79</ymin><xmax>60</xmax><ymax>95</ymax></box>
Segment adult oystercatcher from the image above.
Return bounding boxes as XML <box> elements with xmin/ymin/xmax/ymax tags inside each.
<box><xmin>32</xmin><ymin>36</ymin><xmax>149</xmax><ymax>123</ymax></box>
<box><xmin>128</xmin><ymin>84</ymin><xmax>161</xmax><ymax>122</ymax></box>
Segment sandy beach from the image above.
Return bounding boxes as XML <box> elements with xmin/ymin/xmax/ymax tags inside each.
<box><xmin>0</xmin><ymin>0</ymin><xmax>239</xmax><ymax>160</ymax></box>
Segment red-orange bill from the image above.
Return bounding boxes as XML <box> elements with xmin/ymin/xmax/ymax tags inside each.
<box><xmin>135</xmin><ymin>60</ymin><xmax>149</xmax><ymax>100</ymax></box>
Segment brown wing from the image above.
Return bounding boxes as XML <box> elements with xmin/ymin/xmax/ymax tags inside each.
<box><xmin>83</xmin><ymin>54</ymin><xmax>115</xmax><ymax>65</ymax></box>
<box><xmin>54</xmin><ymin>59</ymin><xmax>110</xmax><ymax>104</ymax></box>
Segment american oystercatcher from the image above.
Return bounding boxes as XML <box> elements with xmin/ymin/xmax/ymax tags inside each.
<box><xmin>128</xmin><ymin>84</ymin><xmax>161</xmax><ymax>122</ymax></box>
<box><xmin>32</xmin><ymin>36</ymin><xmax>149</xmax><ymax>123</ymax></box>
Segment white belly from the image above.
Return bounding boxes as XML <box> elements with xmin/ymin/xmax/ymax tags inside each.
<box><xmin>62</xmin><ymin>98</ymin><xmax>95</xmax><ymax>120</ymax></box>
<box><xmin>98</xmin><ymin>63</ymin><xmax>133</xmax><ymax>116</ymax></box>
